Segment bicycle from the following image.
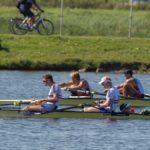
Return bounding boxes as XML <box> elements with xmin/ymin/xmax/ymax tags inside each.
<box><xmin>9</xmin><ymin>12</ymin><xmax>54</xmax><ymax>35</ymax></box>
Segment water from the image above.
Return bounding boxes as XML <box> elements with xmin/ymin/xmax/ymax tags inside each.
<box><xmin>0</xmin><ymin>71</ymin><xmax>149</xmax><ymax>99</ymax></box>
<box><xmin>0</xmin><ymin>118</ymin><xmax>150</xmax><ymax>150</ymax></box>
<box><xmin>0</xmin><ymin>71</ymin><xmax>150</xmax><ymax>150</ymax></box>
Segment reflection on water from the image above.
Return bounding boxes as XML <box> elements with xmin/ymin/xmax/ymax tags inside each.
<box><xmin>0</xmin><ymin>71</ymin><xmax>150</xmax><ymax>150</ymax></box>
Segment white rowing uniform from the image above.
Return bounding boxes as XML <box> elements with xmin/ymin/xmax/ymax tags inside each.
<box><xmin>41</xmin><ymin>84</ymin><xmax>62</xmax><ymax>113</ymax></box>
<box><xmin>134</xmin><ymin>78</ymin><xmax>144</xmax><ymax>94</ymax></box>
<box><xmin>99</xmin><ymin>86</ymin><xmax>119</xmax><ymax>112</ymax></box>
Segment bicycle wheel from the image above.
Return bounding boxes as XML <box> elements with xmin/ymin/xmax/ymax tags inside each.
<box><xmin>10</xmin><ymin>18</ymin><xmax>27</xmax><ymax>35</ymax></box>
<box><xmin>37</xmin><ymin>19</ymin><xmax>54</xmax><ymax>35</ymax></box>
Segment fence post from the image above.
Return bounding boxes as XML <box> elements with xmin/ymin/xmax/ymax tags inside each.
<box><xmin>59</xmin><ymin>0</ymin><xmax>64</xmax><ymax>36</ymax></box>
<box><xmin>129</xmin><ymin>0</ymin><xmax>133</xmax><ymax>38</ymax></box>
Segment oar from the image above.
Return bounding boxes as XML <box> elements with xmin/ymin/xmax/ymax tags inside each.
<box><xmin>56</xmin><ymin>105</ymin><xmax>82</xmax><ymax>112</ymax></box>
<box><xmin>0</xmin><ymin>99</ymin><xmax>32</xmax><ymax>103</ymax></box>
<box><xmin>64</xmin><ymin>88</ymin><xmax>105</xmax><ymax>96</ymax></box>
<box><xmin>0</xmin><ymin>103</ymin><xmax>15</xmax><ymax>107</ymax></box>
<box><xmin>65</xmin><ymin>89</ymin><xmax>142</xmax><ymax>100</ymax></box>
<box><xmin>0</xmin><ymin>106</ymin><xmax>21</xmax><ymax>111</ymax></box>
<box><xmin>0</xmin><ymin>99</ymin><xmax>32</xmax><ymax>106</ymax></box>
<box><xmin>56</xmin><ymin>102</ymin><xmax>97</xmax><ymax>112</ymax></box>
<box><xmin>144</xmin><ymin>93</ymin><xmax>150</xmax><ymax>98</ymax></box>
<box><xmin>0</xmin><ymin>101</ymin><xmax>31</xmax><ymax>107</ymax></box>
<box><xmin>85</xmin><ymin>90</ymin><xmax>145</xmax><ymax>100</ymax></box>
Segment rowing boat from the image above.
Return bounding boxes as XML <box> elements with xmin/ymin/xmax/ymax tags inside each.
<box><xmin>0</xmin><ymin>98</ymin><xmax>150</xmax><ymax>107</ymax></box>
<box><xmin>0</xmin><ymin>98</ymin><xmax>149</xmax><ymax>119</ymax></box>
<box><xmin>0</xmin><ymin>109</ymin><xmax>149</xmax><ymax>119</ymax></box>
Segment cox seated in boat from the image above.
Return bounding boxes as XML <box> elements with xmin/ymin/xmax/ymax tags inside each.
<box><xmin>22</xmin><ymin>74</ymin><xmax>62</xmax><ymax>114</ymax></box>
<box><xmin>84</xmin><ymin>76</ymin><xmax>119</xmax><ymax>113</ymax></box>
<box><xmin>59</xmin><ymin>71</ymin><xmax>92</xmax><ymax>98</ymax></box>
<box><xmin>116</xmin><ymin>69</ymin><xmax>144</xmax><ymax>98</ymax></box>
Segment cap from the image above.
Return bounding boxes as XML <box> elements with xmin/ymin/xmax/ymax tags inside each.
<box><xmin>124</xmin><ymin>69</ymin><xmax>133</xmax><ymax>75</ymax></box>
<box><xmin>99</xmin><ymin>76</ymin><xmax>111</xmax><ymax>85</ymax></box>
<box><xmin>120</xmin><ymin>103</ymin><xmax>131</xmax><ymax>112</ymax></box>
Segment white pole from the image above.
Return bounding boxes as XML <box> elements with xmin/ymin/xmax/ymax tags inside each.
<box><xmin>129</xmin><ymin>0</ymin><xmax>133</xmax><ymax>38</ymax></box>
<box><xmin>60</xmin><ymin>0</ymin><xmax>64</xmax><ymax>36</ymax></box>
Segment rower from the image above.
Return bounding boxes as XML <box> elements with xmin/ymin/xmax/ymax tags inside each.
<box><xmin>22</xmin><ymin>74</ymin><xmax>62</xmax><ymax>114</ymax></box>
<box><xmin>59</xmin><ymin>71</ymin><xmax>92</xmax><ymax>97</ymax></box>
<box><xmin>84</xmin><ymin>76</ymin><xmax>119</xmax><ymax>113</ymax></box>
<box><xmin>116</xmin><ymin>69</ymin><xmax>144</xmax><ymax>98</ymax></box>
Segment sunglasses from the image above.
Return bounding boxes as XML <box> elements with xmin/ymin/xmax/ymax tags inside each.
<box><xmin>43</xmin><ymin>80</ymin><xmax>47</xmax><ymax>82</ymax></box>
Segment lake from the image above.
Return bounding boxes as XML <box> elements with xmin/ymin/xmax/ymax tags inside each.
<box><xmin>0</xmin><ymin>71</ymin><xmax>150</xmax><ymax>150</ymax></box>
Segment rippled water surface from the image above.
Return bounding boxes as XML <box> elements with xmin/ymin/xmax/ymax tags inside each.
<box><xmin>0</xmin><ymin>71</ymin><xmax>149</xmax><ymax>99</ymax></box>
<box><xmin>0</xmin><ymin>119</ymin><xmax>150</xmax><ymax>150</ymax></box>
<box><xmin>0</xmin><ymin>71</ymin><xmax>150</xmax><ymax>150</ymax></box>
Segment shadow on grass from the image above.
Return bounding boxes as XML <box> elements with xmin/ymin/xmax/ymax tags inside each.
<box><xmin>0</xmin><ymin>40</ymin><xmax>9</xmax><ymax>52</ymax></box>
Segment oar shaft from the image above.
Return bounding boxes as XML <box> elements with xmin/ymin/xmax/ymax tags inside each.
<box><xmin>75</xmin><ymin>90</ymin><xmax>146</xmax><ymax>100</ymax></box>
<box><xmin>57</xmin><ymin>102</ymin><xmax>97</xmax><ymax>112</ymax></box>
<box><xmin>56</xmin><ymin>106</ymin><xmax>81</xmax><ymax>112</ymax></box>
<box><xmin>0</xmin><ymin>99</ymin><xmax>32</xmax><ymax>102</ymax></box>
<box><xmin>144</xmin><ymin>94</ymin><xmax>150</xmax><ymax>98</ymax></box>
<box><xmin>0</xmin><ymin>107</ymin><xmax>21</xmax><ymax>111</ymax></box>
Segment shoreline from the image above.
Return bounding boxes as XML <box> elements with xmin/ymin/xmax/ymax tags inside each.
<box><xmin>0</xmin><ymin>64</ymin><xmax>149</xmax><ymax>74</ymax></box>
<box><xmin>0</xmin><ymin>35</ymin><xmax>150</xmax><ymax>73</ymax></box>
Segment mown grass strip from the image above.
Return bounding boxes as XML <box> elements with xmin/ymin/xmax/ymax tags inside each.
<box><xmin>0</xmin><ymin>34</ymin><xmax>150</xmax><ymax>72</ymax></box>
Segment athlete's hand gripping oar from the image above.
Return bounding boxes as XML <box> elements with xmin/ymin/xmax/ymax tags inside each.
<box><xmin>62</xmin><ymin>88</ymin><xmax>105</xmax><ymax>96</ymax></box>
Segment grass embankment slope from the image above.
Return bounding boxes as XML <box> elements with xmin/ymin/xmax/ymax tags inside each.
<box><xmin>0</xmin><ymin>34</ymin><xmax>149</xmax><ymax>72</ymax></box>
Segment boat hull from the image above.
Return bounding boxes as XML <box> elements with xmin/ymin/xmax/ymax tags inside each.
<box><xmin>0</xmin><ymin>110</ymin><xmax>149</xmax><ymax>119</ymax></box>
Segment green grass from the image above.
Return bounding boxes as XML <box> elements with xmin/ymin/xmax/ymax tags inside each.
<box><xmin>1</xmin><ymin>0</ymin><xmax>150</xmax><ymax>10</ymax></box>
<box><xmin>0</xmin><ymin>0</ymin><xmax>130</xmax><ymax>9</ymax></box>
<box><xmin>0</xmin><ymin>7</ymin><xmax>150</xmax><ymax>37</ymax></box>
<box><xmin>0</xmin><ymin>34</ymin><xmax>150</xmax><ymax>72</ymax></box>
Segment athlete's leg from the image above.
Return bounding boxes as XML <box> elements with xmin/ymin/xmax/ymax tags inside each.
<box><xmin>123</xmin><ymin>83</ymin><xmax>137</xmax><ymax>97</ymax></box>
<box><xmin>84</xmin><ymin>107</ymin><xmax>100</xmax><ymax>112</ymax></box>
<box><xmin>22</xmin><ymin>105</ymin><xmax>42</xmax><ymax>111</ymax></box>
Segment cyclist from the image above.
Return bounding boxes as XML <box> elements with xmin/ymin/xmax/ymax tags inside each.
<box><xmin>16</xmin><ymin>0</ymin><xmax>44</xmax><ymax>28</ymax></box>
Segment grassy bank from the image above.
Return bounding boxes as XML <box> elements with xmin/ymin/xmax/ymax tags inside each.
<box><xmin>0</xmin><ymin>0</ymin><xmax>130</xmax><ymax>9</ymax></box>
<box><xmin>0</xmin><ymin>34</ymin><xmax>149</xmax><ymax>72</ymax></box>
<box><xmin>1</xmin><ymin>0</ymin><xmax>150</xmax><ymax>10</ymax></box>
<box><xmin>0</xmin><ymin>7</ymin><xmax>150</xmax><ymax>37</ymax></box>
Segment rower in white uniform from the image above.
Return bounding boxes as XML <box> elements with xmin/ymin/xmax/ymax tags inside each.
<box><xmin>84</xmin><ymin>76</ymin><xmax>120</xmax><ymax>113</ymax></box>
<box><xmin>22</xmin><ymin>74</ymin><xmax>62</xmax><ymax>114</ymax></box>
